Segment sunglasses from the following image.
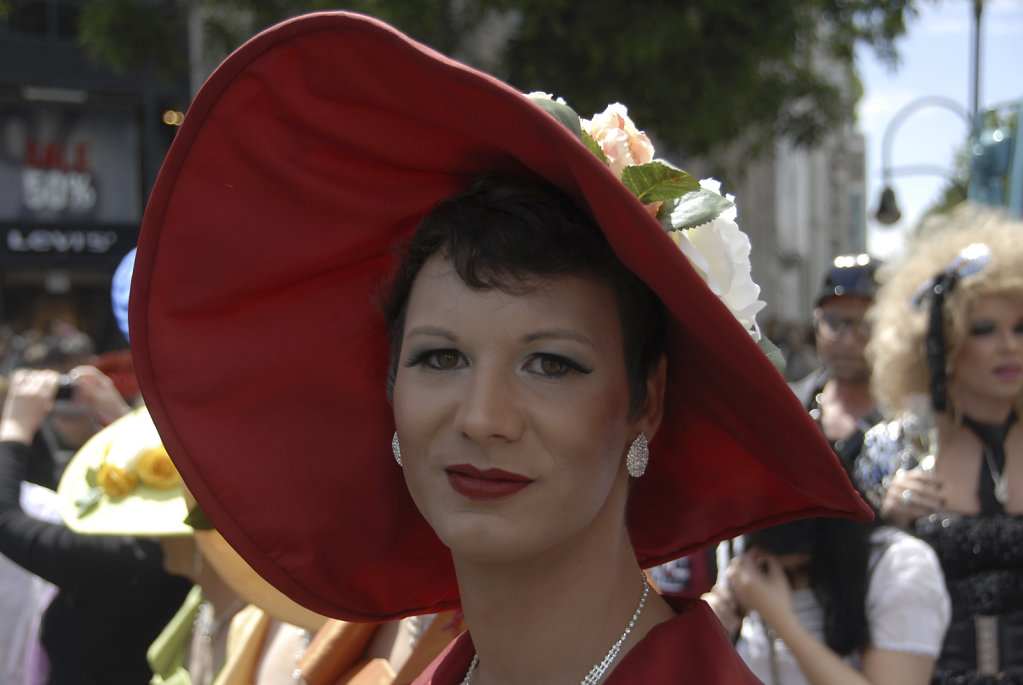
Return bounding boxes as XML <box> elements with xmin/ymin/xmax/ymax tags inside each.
<box><xmin>816</xmin><ymin>313</ymin><xmax>870</xmax><ymax>340</ymax></box>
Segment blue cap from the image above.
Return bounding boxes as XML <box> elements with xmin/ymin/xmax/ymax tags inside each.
<box><xmin>814</xmin><ymin>253</ymin><xmax>880</xmax><ymax>306</ymax></box>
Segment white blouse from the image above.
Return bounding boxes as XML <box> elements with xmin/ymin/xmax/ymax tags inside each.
<box><xmin>724</xmin><ymin>527</ymin><xmax>951</xmax><ymax>685</ymax></box>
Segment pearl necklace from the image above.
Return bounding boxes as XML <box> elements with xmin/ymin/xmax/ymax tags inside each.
<box><xmin>461</xmin><ymin>572</ymin><xmax>650</xmax><ymax>685</ymax></box>
<box><xmin>190</xmin><ymin>597</ymin><xmax>246</xmax><ymax>685</ymax></box>
<box><xmin>195</xmin><ymin>597</ymin><xmax>246</xmax><ymax>645</ymax></box>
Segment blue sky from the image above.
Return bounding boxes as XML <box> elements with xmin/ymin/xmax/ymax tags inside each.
<box><xmin>857</xmin><ymin>0</ymin><xmax>1023</xmax><ymax>259</ymax></box>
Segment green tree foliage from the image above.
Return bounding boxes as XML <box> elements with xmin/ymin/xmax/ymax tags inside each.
<box><xmin>484</xmin><ymin>0</ymin><xmax>920</xmax><ymax>155</ymax></box>
<box><xmin>74</xmin><ymin>0</ymin><xmax>481</xmax><ymax>80</ymax></box>
<box><xmin>72</xmin><ymin>0</ymin><xmax>924</xmax><ymax>155</ymax></box>
<box><xmin>77</xmin><ymin>0</ymin><xmax>189</xmax><ymax>81</ymax></box>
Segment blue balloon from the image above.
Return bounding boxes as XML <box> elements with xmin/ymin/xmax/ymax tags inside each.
<box><xmin>111</xmin><ymin>247</ymin><xmax>136</xmax><ymax>342</ymax></box>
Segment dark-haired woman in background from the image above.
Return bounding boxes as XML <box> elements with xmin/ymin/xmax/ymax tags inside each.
<box><xmin>704</xmin><ymin>516</ymin><xmax>949</xmax><ymax>685</ymax></box>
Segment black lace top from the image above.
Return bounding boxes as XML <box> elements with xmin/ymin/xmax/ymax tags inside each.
<box><xmin>914</xmin><ymin>514</ymin><xmax>1023</xmax><ymax>620</ymax></box>
<box><xmin>855</xmin><ymin>418</ymin><xmax>1023</xmax><ymax>682</ymax></box>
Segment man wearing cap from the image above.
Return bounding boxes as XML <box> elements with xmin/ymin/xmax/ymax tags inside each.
<box><xmin>790</xmin><ymin>254</ymin><xmax>884</xmax><ymax>472</ymax></box>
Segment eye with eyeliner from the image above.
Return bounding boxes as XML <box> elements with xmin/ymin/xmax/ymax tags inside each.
<box><xmin>969</xmin><ymin>320</ymin><xmax>996</xmax><ymax>336</ymax></box>
<box><xmin>404</xmin><ymin>348</ymin><xmax>465</xmax><ymax>370</ymax></box>
<box><xmin>967</xmin><ymin>318</ymin><xmax>1023</xmax><ymax>337</ymax></box>
<box><xmin>523</xmin><ymin>353</ymin><xmax>593</xmax><ymax>378</ymax></box>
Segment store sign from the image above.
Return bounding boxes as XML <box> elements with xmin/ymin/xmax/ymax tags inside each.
<box><xmin>23</xmin><ymin>168</ymin><xmax>98</xmax><ymax>213</ymax></box>
<box><xmin>6</xmin><ymin>227</ymin><xmax>118</xmax><ymax>253</ymax></box>
<box><xmin>0</xmin><ymin>222</ymin><xmax>137</xmax><ymax>266</ymax></box>
<box><xmin>0</xmin><ymin>100</ymin><xmax>142</xmax><ymax>224</ymax></box>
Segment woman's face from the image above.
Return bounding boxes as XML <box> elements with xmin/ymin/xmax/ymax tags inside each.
<box><xmin>392</xmin><ymin>255</ymin><xmax>662</xmax><ymax>565</ymax></box>
<box><xmin>951</xmin><ymin>294</ymin><xmax>1023</xmax><ymax>410</ymax></box>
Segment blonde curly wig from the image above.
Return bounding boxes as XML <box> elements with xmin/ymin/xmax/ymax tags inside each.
<box><xmin>868</xmin><ymin>204</ymin><xmax>1023</xmax><ymax>415</ymax></box>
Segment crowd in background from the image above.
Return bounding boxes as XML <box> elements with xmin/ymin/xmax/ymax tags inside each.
<box><xmin>3</xmin><ymin>200</ymin><xmax>1021</xmax><ymax>684</ymax></box>
<box><xmin>1</xmin><ymin>320</ymin><xmax>97</xmax><ymax>376</ymax></box>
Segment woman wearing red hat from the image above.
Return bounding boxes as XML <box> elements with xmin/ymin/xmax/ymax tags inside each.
<box><xmin>129</xmin><ymin>12</ymin><xmax>871</xmax><ymax>684</ymax></box>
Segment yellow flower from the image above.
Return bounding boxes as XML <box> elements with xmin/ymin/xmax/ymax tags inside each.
<box><xmin>97</xmin><ymin>463</ymin><xmax>137</xmax><ymax>498</ymax></box>
<box><xmin>136</xmin><ymin>445</ymin><xmax>181</xmax><ymax>489</ymax></box>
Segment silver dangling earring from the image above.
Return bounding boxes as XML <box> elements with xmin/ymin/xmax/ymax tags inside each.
<box><xmin>627</xmin><ymin>433</ymin><xmax>649</xmax><ymax>478</ymax></box>
<box><xmin>392</xmin><ymin>432</ymin><xmax>403</xmax><ymax>467</ymax></box>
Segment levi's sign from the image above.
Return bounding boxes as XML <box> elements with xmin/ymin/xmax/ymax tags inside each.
<box><xmin>6</xmin><ymin>228</ymin><xmax>118</xmax><ymax>253</ymax></box>
<box><xmin>0</xmin><ymin>222</ymin><xmax>137</xmax><ymax>266</ymax></box>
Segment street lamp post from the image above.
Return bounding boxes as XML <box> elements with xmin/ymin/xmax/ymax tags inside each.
<box><xmin>874</xmin><ymin>0</ymin><xmax>983</xmax><ymax>226</ymax></box>
<box><xmin>874</xmin><ymin>96</ymin><xmax>972</xmax><ymax>225</ymax></box>
<box><xmin>969</xmin><ymin>0</ymin><xmax>984</xmax><ymax>130</ymax></box>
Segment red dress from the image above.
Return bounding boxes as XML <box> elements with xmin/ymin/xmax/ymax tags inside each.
<box><xmin>413</xmin><ymin>597</ymin><xmax>761</xmax><ymax>684</ymax></box>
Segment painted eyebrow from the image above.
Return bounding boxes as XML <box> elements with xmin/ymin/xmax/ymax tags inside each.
<box><xmin>520</xmin><ymin>329</ymin><xmax>594</xmax><ymax>346</ymax></box>
<box><xmin>404</xmin><ymin>326</ymin><xmax>457</xmax><ymax>341</ymax></box>
<box><xmin>404</xmin><ymin>326</ymin><xmax>594</xmax><ymax>347</ymax></box>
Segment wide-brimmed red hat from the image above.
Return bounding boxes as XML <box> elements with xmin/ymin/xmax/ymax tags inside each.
<box><xmin>130</xmin><ymin>11</ymin><xmax>870</xmax><ymax>622</ymax></box>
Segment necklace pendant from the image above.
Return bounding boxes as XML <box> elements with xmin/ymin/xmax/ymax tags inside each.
<box><xmin>995</xmin><ymin>476</ymin><xmax>1010</xmax><ymax>504</ymax></box>
<box><xmin>460</xmin><ymin>572</ymin><xmax>649</xmax><ymax>685</ymax></box>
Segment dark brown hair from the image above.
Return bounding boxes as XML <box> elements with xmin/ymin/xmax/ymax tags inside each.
<box><xmin>383</xmin><ymin>174</ymin><xmax>666</xmax><ymax>417</ymax></box>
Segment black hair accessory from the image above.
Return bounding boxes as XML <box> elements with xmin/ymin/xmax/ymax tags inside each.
<box><xmin>911</xmin><ymin>243</ymin><xmax>991</xmax><ymax>412</ymax></box>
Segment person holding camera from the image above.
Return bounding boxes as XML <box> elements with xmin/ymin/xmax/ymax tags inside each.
<box><xmin>15</xmin><ymin>332</ymin><xmax>134</xmax><ymax>492</ymax></box>
<box><xmin>0</xmin><ymin>367</ymin><xmax>192</xmax><ymax>684</ymax></box>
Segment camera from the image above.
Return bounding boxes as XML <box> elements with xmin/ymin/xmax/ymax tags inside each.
<box><xmin>55</xmin><ymin>375</ymin><xmax>78</xmax><ymax>401</ymax></box>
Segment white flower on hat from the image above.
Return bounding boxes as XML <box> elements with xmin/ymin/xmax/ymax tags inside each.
<box><xmin>526</xmin><ymin>91</ymin><xmax>567</xmax><ymax>105</ymax></box>
<box><xmin>527</xmin><ymin>96</ymin><xmax>770</xmax><ymax>344</ymax></box>
<box><xmin>670</xmin><ymin>179</ymin><xmax>766</xmax><ymax>340</ymax></box>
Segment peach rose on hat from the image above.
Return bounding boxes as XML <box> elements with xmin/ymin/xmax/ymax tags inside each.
<box><xmin>528</xmin><ymin>93</ymin><xmax>773</xmax><ymax>354</ymax></box>
<box><xmin>581</xmin><ymin>103</ymin><xmax>655</xmax><ymax>177</ymax></box>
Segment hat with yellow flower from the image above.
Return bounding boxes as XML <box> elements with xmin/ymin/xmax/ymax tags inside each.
<box><xmin>129</xmin><ymin>11</ymin><xmax>871</xmax><ymax>621</ymax></box>
<box><xmin>57</xmin><ymin>406</ymin><xmax>189</xmax><ymax>536</ymax></box>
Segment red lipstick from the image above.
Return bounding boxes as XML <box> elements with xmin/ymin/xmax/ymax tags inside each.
<box><xmin>446</xmin><ymin>464</ymin><xmax>533</xmax><ymax>501</ymax></box>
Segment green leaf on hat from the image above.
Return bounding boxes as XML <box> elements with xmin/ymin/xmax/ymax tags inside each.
<box><xmin>757</xmin><ymin>334</ymin><xmax>787</xmax><ymax>374</ymax></box>
<box><xmin>75</xmin><ymin>486</ymin><xmax>103</xmax><ymax>517</ymax></box>
<box><xmin>582</xmin><ymin>131</ymin><xmax>609</xmax><ymax>166</ymax></box>
<box><xmin>184</xmin><ymin>504</ymin><xmax>215</xmax><ymax>531</ymax></box>
<box><xmin>667</xmin><ymin>189</ymin><xmax>735</xmax><ymax>230</ymax></box>
<box><xmin>621</xmin><ymin>162</ymin><xmax>700</xmax><ymax>204</ymax></box>
<box><xmin>529</xmin><ymin>95</ymin><xmax>584</xmax><ymax>140</ymax></box>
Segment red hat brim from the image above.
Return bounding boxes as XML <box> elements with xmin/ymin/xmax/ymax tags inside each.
<box><xmin>130</xmin><ymin>11</ymin><xmax>871</xmax><ymax>621</ymax></box>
